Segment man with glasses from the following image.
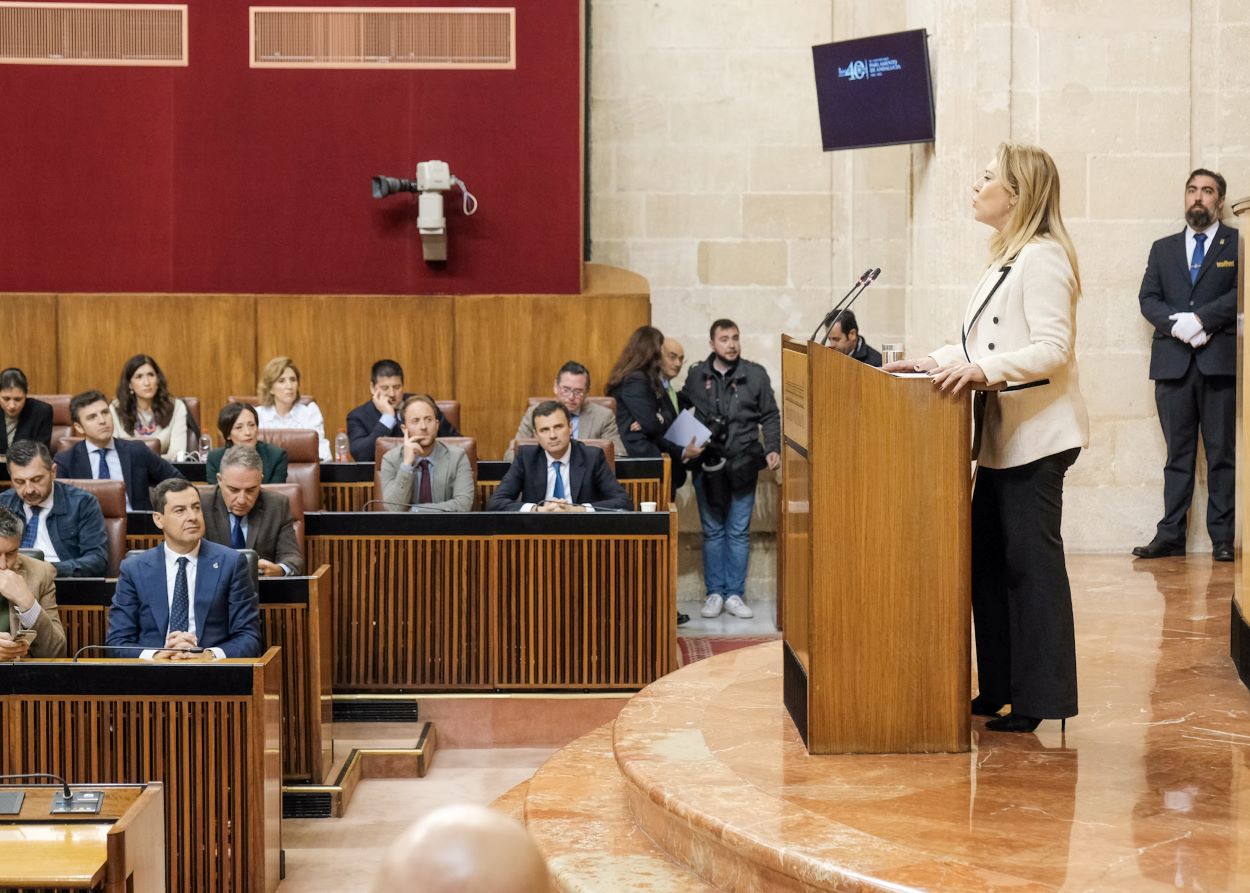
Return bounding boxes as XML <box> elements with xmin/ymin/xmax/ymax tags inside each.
<box><xmin>504</xmin><ymin>361</ymin><xmax>626</xmax><ymax>460</ymax></box>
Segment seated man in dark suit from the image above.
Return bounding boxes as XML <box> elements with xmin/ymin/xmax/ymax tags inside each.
<box><xmin>202</xmin><ymin>445</ymin><xmax>304</xmax><ymax>576</ymax></box>
<box><xmin>346</xmin><ymin>359</ymin><xmax>460</xmax><ymax>461</ymax></box>
<box><xmin>379</xmin><ymin>395</ymin><xmax>475</xmax><ymax>512</ymax></box>
<box><xmin>0</xmin><ymin>440</ymin><xmax>107</xmax><ymax>578</ymax></box>
<box><xmin>825</xmin><ymin>310</ymin><xmax>883</xmax><ymax>367</ymax></box>
<box><xmin>106</xmin><ymin>478</ymin><xmax>261</xmax><ymax>660</ymax></box>
<box><xmin>0</xmin><ymin>506</ymin><xmax>67</xmax><ymax>659</ymax></box>
<box><xmin>54</xmin><ymin>390</ymin><xmax>183</xmax><ymax>511</ymax></box>
<box><xmin>0</xmin><ymin>367</ymin><xmax>53</xmax><ymax>456</ymax></box>
<box><xmin>486</xmin><ymin>401</ymin><xmax>631</xmax><ymax>513</ymax></box>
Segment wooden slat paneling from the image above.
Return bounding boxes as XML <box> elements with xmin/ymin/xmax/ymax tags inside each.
<box><xmin>321</xmin><ymin>481</ymin><xmax>372</xmax><ymax>512</ymax></box>
<box><xmin>255</xmin><ymin>295</ymin><xmax>456</xmax><ymax>452</ymax></box>
<box><xmin>56</xmin><ymin>294</ymin><xmax>255</xmax><ymax>433</ymax></box>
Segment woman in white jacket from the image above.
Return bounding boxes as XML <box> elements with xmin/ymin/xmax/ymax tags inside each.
<box><xmin>886</xmin><ymin>143</ymin><xmax>1088</xmax><ymax>733</ymax></box>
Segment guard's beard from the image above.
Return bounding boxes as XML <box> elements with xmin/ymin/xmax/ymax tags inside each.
<box><xmin>1186</xmin><ymin>203</ymin><xmax>1215</xmax><ymax>229</ymax></box>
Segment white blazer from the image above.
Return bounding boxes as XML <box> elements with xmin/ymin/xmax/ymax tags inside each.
<box><xmin>929</xmin><ymin>239</ymin><xmax>1089</xmax><ymax>470</ymax></box>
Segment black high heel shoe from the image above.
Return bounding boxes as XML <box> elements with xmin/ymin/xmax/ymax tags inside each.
<box><xmin>984</xmin><ymin>713</ymin><xmax>1064</xmax><ymax>733</ymax></box>
<box><xmin>970</xmin><ymin>695</ymin><xmax>1004</xmax><ymax>717</ymax></box>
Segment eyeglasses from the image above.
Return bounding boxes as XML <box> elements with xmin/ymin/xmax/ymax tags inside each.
<box><xmin>557</xmin><ymin>386</ymin><xmax>586</xmax><ymax>398</ymax></box>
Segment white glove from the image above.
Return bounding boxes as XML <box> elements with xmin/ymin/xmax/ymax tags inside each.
<box><xmin>1169</xmin><ymin>312</ymin><xmax>1203</xmax><ymax>342</ymax></box>
<box><xmin>1188</xmin><ymin>330</ymin><xmax>1210</xmax><ymax>349</ymax></box>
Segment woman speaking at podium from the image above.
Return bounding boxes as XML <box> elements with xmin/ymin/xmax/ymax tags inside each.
<box><xmin>884</xmin><ymin>143</ymin><xmax>1088</xmax><ymax>733</ymax></box>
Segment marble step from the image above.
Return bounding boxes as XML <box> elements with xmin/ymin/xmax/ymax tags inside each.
<box><xmin>523</xmin><ymin>722</ymin><xmax>718</xmax><ymax>892</ymax></box>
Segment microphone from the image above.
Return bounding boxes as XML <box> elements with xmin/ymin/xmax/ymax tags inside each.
<box><xmin>811</xmin><ymin>268</ymin><xmax>875</xmax><ymax>342</ymax></box>
<box><xmin>0</xmin><ymin>772</ymin><xmax>73</xmax><ymax>800</ymax></box>
<box><xmin>72</xmin><ymin>644</ymin><xmax>205</xmax><ymax>661</ymax></box>
<box><xmin>820</xmin><ymin>267</ymin><xmax>882</xmax><ymax>344</ymax></box>
<box><xmin>359</xmin><ymin>499</ymin><xmax>418</xmax><ymax>511</ymax></box>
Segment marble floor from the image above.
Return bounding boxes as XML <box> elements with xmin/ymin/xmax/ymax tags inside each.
<box><xmin>276</xmin><ymin>554</ymin><xmax>1250</xmax><ymax>891</ymax></box>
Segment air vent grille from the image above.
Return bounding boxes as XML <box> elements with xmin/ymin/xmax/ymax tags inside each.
<box><xmin>0</xmin><ymin>2</ymin><xmax>187</xmax><ymax>66</ymax></box>
<box><xmin>250</xmin><ymin>6</ymin><xmax>515</xmax><ymax>69</ymax></box>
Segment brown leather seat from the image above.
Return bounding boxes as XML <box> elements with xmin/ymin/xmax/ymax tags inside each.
<box><xmin>435</xmin><ymin>400</ymin><xmax>461</xmax><ymax>431</ymax></box>
<box><xmin>58</xmin><ymin>479</ymin><xmax>127</xmax><ymax>576</ymax></box>
<box><xmin>30</xmin><ymin>394</ymin><xmax>71</xmax><ymax>447</ymax></box>
<box><xmin>180</xmin><ymin>396</ymin><xmax>202</xmax><ymax>444</ymax></box>
<box><xmin>56</xmin><ymin>435</ymin><xmax>162</xmax><ymax>457</ymax></box>
<box><xmin>526</xmin><ymin>395</ymin><xmax>617</xmax><ymax>415</ymax></box>
<box><xmin>258</xmin><ymin>428</ymin><xmax>321</xmax><ymax>511</ymax></box>
<box><xmin>371</xmin><ymin>436</ymin><xmax>478</xmax><ymax>511</ymax></box>
<box><xmin>514</xmin><ymin>437</ymin><xmax>615</xmax><ymax>471</ymax></box>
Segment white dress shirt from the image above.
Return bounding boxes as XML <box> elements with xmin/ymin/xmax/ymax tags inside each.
<box><xmin>256</xmin><ymin>401</ymin><xmax>331</xmax><ymax>461</ymax></box>
<box><xmin>89</xmin><ymin>439</ymin><xmax>129</xmax><ymax>509</ymax></box>
<box><xmin>23</xmin><ymin>492</ymin><xmax>60</xmax><ymax>563</ymax></box>
<box><xmin>139</xmin><ymin>541</ymin><xmax>225</xmax><ymax>660</ymax></box>
<box><xmin>1185</xmin><ymin>219</ymin><xmax>1220</xmax><ymax>271</ymax></box>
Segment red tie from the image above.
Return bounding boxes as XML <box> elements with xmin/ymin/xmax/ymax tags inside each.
<box><xmin>417</xmin><ymin>459</ymin><xmax>433</xmax><ymax>504</ymax></box>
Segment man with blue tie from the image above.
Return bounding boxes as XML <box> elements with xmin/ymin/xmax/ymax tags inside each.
<box><xmin>54</xmin><ymin>390</ymin><xmax>183</xmax><ymax>512</ymax></box>
<box><xmin>486</xmin><ymin>401</ymin><xmax>631</xmax><ymax>512</ymax></box>
<box><xmin>0</xmin><ymin>440</ymin><xmax>108</xmax><ymax>577</ymax></box>
<box><xmin>1135</xmin><ymin>169</ymin><xmax>1238</xmax><ymax>561</ymax></box>
<box><xmin>106</xmin><ymin>478</ymin><xmax>261</xmax><ymax>660</ymax></box>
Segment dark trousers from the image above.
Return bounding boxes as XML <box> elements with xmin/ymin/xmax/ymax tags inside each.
<box><xmin>1154</xmin><ymin>362</ymin><xmax>1235</xmax><ymax>545</ymax></box>
<box><xmin>972</xmin><ymin>447</ymin><xmax>1080</xmax><ymax>719</ymax></box>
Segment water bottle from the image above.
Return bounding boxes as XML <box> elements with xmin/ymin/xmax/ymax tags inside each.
<box><xmin>199</xmin><ymin>434</ymin><xmax>212</xmax><ymax>461</ymax></box>
<box><xmin>335</xmin><ymin>429</ymin><xmax>349</xmax><ymax>463</ymax></box>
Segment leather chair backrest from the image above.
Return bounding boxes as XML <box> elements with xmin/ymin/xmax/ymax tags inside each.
<box><xmin>525</xmin><ymin>395</ymin><xmax>617</xmax><ymax>414</ymax></box>
<box><xmin>31</xmin><ymin>394</ymin><xmax>72</xmax><ymax>447</ymax></box>
<box><xmin>180</xmin><ymin>396</ymin><xmax>201</xmax><ymax>442</ymax></box>
<box><xmin>258</xmin><ymin>428</ymin><xmax>320</xmax><ymax>510</ymax></box>
<box><xmin>58</xmin><ymin>478</ymin><xmax>127</xmax><ymax>576</ymax></box>
<box><xmin>514</xmin><ymin>438</ymin><xmax>615</xmax><ymax>472</ymax></box>
<box><xmin>57</xmin><ymin>435</ymin><xmax>161</xmax><ymax>457</ymax></box>
<box><xmin>436</xmin><ymin>400</ymin><xmax>460</xmax><ymax>431</ymax></box>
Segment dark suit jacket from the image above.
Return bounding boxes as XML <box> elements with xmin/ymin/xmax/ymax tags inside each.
<box><xmin>0</xmin><ymin>481</ymin><xmax>107</xmax><ymax>577</ymax></box>
<box><xmin>201</xmin><ymin>487</ymin><xmax>305</xmax><ymax>575</ymax></box>
<box><xmin>347</xmin><ymin>395</ymin><xmax>461</xmax><ymax>462</ymax></box>
<box><xmin>204</xmin><ymin>441</ymin><xmax>288</xmax><ymax>484</ymax></box>
<box><xmin>1139</xmin><ymin>222</ymin><xmax>1238</xmax><ymax>379</ymax></box>
<box><xmin>851</xmin><ymin>338</ymin><xmax>883</xmax><ymax>368</ymax></box>
<box><xmin>0</xmin><ymin>397</ymin><xmax>53</xmax><ymax>454</ymax></box>
<box><xmin>609</xmin><ymin>371</ymin><xmax>691</xmax><ymax>496</ymax></box>
<box><xmin>105</xmin><ymin>539</ymin><xmax>262</xmax><ymax>658</ymax></box>
<box><xmin>54</xmin><ymin>438</ymin><xmax>183</xmax><ymax>512</ymax></box>
<box><xmin>485</xmin><ymin>442</ymin><xmax>631</xmax><ymax>511</ymax></box>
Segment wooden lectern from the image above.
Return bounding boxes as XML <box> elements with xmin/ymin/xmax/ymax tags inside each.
<box><xmin>780</xmin><ymin>336</ymin><xmax>971</xmax><ymax>754</ymax></box>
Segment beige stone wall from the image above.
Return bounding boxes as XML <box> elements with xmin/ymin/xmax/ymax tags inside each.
<box><xmin>590</xmin><ymin>0</ymin><xmax>1248</xmax><ymax>553</ymax></box>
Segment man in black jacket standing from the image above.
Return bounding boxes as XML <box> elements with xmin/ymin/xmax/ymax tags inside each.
<box><xmin>1134</xmin><ymin>168</ymin><xmax>1237</xmax><ymax>561</ymax></box>
<box><xmin>682</xmin><ymin>320</ymin><xmax>781</xmax><ymax>620</ymax></box>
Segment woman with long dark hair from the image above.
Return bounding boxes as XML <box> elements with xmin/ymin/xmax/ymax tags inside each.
<box><xmin>110</xmin><ymin>354</ymin><xmax>188</xmax><ymax>461</ymax></box>
<box><xmin>606</xmin><ymin>325</ymin><xmax>702</xmax><ymax>501</ymax></box>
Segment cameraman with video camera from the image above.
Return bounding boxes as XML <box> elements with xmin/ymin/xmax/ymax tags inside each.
<box><xmin>682</xmin><ymin>319</ymin><xmax>781</xmax><ymax>620</ymax></box>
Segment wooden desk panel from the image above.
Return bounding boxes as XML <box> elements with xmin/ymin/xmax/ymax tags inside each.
<box><xmin>1</xmin><ymin>656</ymin><xmax>282</xmax><ymax>892</ymax></box>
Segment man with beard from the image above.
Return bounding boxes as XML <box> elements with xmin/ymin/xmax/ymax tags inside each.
<box><xmin>1134</xmin><ymin>169</ymin><xmax>1238</xmax><ymax>561</ymax></box>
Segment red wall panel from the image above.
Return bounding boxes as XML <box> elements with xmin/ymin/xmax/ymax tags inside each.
<box><xmin>0</xmin><ymin>0</ymin><xmax>583</xmax><ymax>295</ymax></box>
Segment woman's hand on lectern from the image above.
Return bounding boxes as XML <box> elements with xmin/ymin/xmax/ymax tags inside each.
<box><xmin>882</xmin><ymin>356</ymin><xmax>937</xmax><ymax>374</ymax></box>
<box><xmin>931</xmin><ymin>361</ymin><xmax>993</xmax><ymax>395</ymax></box>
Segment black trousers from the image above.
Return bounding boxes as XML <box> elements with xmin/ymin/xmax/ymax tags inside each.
<box><xmin>1154</xmin><ymin>362</ymin><xmax>1235</xmax><ymax>545</ymax></box>
<box><xmin>972</xmin><ymin>447</ymin><xmax>1080</xmax><ymax>719</ymax></box>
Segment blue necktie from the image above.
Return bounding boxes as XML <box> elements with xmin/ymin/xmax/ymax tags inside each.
<box><xmin>1190</xmin><ymin>233</ymin><xmax>1206</xmax><ymax>284</ymax></box>
<box><xmin>230</xmin><ymin>515</ymin><xmax>245</xmax><ymax>549</ymax></box>
<box><xmin>96</xmin><ymin>448</ymin><xmax>110</xmax><ymax>479</ymax></box>
<box><xmin>169</xmin><ymin>557</ymin><xmax>190</xmax><ymax>633</ymax></box>
<box><xmin>552</xmin><ymin>461</ymin><xmax>565</xmax><ymax>500</ymax></box>
<box><xmin>19</xmin><ymin>506</ymin><xmax>40</xmax><ymax>549</ymax></box>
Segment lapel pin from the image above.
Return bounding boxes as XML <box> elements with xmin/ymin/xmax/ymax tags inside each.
<box><xmin>212</xmin><ymin>561</ymin><xmax>220</xmax><ymax>569</ymax></box>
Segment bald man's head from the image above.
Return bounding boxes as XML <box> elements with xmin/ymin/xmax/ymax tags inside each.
<box><xmin>660</xmin><ymin>337</ymin><xmax>685</xmax><ymax>381</ymax></box>
<box><xmin>373</xmin><ymin>804</ymin><xmax>551</xmax><ymax>893</ymax></box>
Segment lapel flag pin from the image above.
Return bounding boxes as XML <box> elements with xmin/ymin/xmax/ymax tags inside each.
<box><xmin>213</xmin><ymin>562</ymin><xmax>220</xmax><ymax>569</ymax></box>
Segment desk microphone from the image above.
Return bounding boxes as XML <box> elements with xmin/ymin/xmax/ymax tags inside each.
<box><xmin>0</xmin><ymin>773</ymin><xmax>73</xmax><ymax>800</ymax></box>
<box><xmin>72</xmin><ymin>644</ymin><xmax>204</xmax><ymax>661</ymax></box>
<box><xmin>359</xmin><ymin>499</ymin><xmax>419</xmax><ymax>511</ymax></box>
<box><xmin>831</xmin><ymin>266</ymin><xmax>881</xmax><ymax>334</ymax></box>
<box><xmin>810</xmin><ymin>267</ymin><xmax>878</xmax><ymax>342</ymax></box>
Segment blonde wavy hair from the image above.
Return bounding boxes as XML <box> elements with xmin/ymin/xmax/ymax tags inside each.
<box><xmin>988</xmin><ymin>142</ymin><xmax>1081</xmax><ymax>292</ymax></box>
<box><xmin>257</xmin><ymin>356</ymin><xmax>301</xmax><ymax>407</ymax></box>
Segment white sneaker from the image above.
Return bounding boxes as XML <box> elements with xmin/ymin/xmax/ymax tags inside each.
<box><xmin>724</xmin><ymin>595</ymin><xmax>754</xmax><ymax>619</ymax></box>
<box><xmin>700</xmin><ymin>594</ymin><xmax>724</xmax><ymax>618</ymax></box>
